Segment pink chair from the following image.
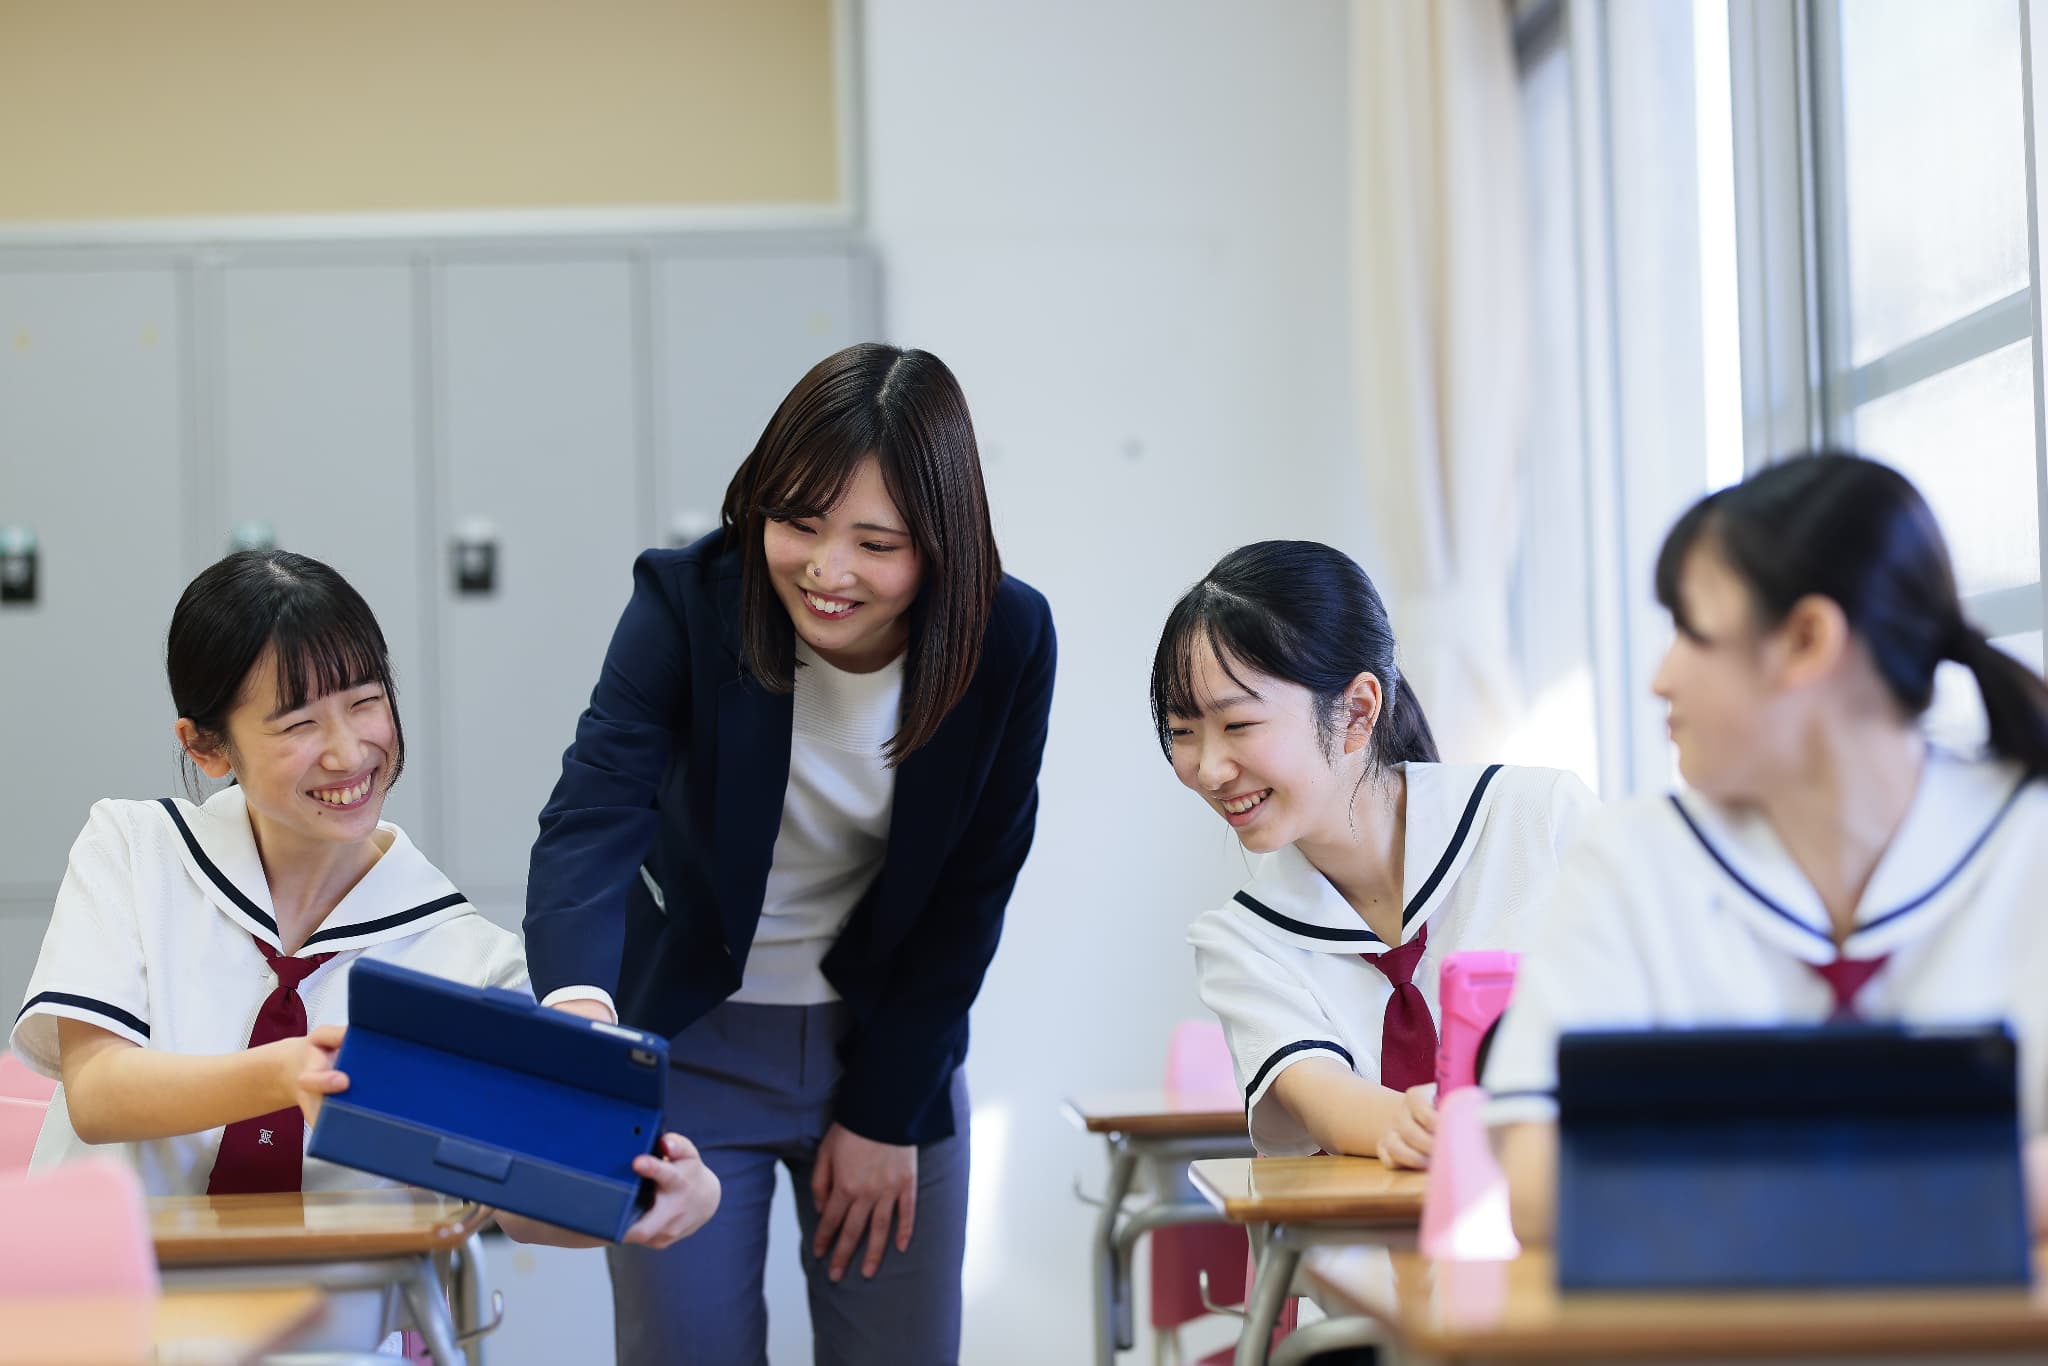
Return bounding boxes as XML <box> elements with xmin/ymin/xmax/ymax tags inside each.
<box><xmin>1152</xmin><ymin>1020</ymin><xmax>1250</xmax><ymax>1365</ymax></box>
<box><xmin>0</xmin><ymin>1052</ymin><xmax>57</xmax><ymax>1104</ymax></box>
<box><xmin>0</xmin><ymin>1156</ymin><xmax>159</xmax><ymax>1298</ymax></box>
<box><xmin>0</xmin><ymin>1098</ymin><xmax>45</xmax><ymax>1172</ymax></box>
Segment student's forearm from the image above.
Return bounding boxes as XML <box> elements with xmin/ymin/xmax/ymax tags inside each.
<box><xmin>60</xmin><ymin>1024</ymin><xmax>293</xmax><ymax>1145</ymax></box>
<box><xmin>1269</xmin><ymin>1059</ymin><xmax>1407</xmax><ymax>1157</ymax></box>
<box><xmin>1496</xmin><ymin>1121</ymin><xmax>1557</xmax><ymax>1243</ymax></box>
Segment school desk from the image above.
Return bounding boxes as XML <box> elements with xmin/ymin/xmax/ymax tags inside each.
<box><xmin>1064</xmin><ymin>1090</ymin><xmax>1254</xmax><ymax>1364</ymax></box>
<box><xmin>151</xmin><ymin>1188</ymin><xmax>494</xmax><ymax>1366</ymax></box>
<box><xmin>0</xmin><ymin>1284</ymin><xmax>324</xmax><ymax>1365</ymax></box>
<box><xmin>1190</xmin><ymin>1156</ymin><xmax>1429</xmax><ymax>1366</ymax></box>
<box><xmin>1300</xmin><ymin>1242</ymin><xmax>2048</xmax><ymax>1364</ymax></box>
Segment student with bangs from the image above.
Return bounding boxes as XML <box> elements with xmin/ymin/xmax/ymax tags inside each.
<box><xmin>12</xmin><ymin>551</ymin><xmax>720</xmax><ymax>1342</ymax></box>
<box><xmin>525</xmin><ymin>343</ymin><xmax>1056</xmax><ymax>1365</ymax></box>
<box><xmin>1486</xmin><ymin>452</ymin><xmax>2048</xmax><ymax>1241</ymax></box>
<box><xmin>1154</xmin><ymin>541</ymin><xmax>1595</xmax><ymax>1167</ymax></box>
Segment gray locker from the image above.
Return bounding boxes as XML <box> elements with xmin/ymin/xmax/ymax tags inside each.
<box><xmin>657</xmin><ymin>250</ymin><xmax>869</xmax><ymax>536</ymax></box>
<box><xmin>0</xmin><ymin>268</ymin><xmax>188</xmax><ymax>892</ymax></box>
<box><xmin>215</xmin><ymin>263</ymin><xmax>439</xmax><ymax>846</ymax></box>
<box><xmin>437</xmin><ymin>259</ymin><xmax>642</xmax><ymax>906</ymax></box>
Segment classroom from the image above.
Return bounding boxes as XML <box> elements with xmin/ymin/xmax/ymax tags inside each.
<box><xmin>3</xmin><ymin>1</ymin><xmax>2046</xmax><ymax>1363</ymax></box>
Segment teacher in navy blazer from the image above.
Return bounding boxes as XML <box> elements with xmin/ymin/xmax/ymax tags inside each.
<box><xmin>524</xmin><ymin>343</ymin><xmax>1055</xmax><ymax>1366</ymax></box>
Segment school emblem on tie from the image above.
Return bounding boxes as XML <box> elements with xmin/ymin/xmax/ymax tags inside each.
<box><xmin>259</xmin><ymin>1128</ymin><xmax>275</xmax><ymax>1146</ymax></box>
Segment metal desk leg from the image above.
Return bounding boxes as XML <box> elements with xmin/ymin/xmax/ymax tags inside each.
<box><xmin>400</xmin><ymin>1253</ymin><xmax>465</xmax><ymax>1366</ymax></box>
<box><xmin>1093</xmin><ymin>1141</ymin><xmax>1141</xmax><ymax>1366</ymax></box>
<box><xmin>1233</xmin><ymin>1230</ymin><xmax>1301</xmax><ymax>1366</ymax></box>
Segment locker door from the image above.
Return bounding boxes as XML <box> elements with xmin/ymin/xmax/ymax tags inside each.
<box><xmin>437</xmin><ymin>259</ymin><xmax>641</xmax><ymax>912</ymax></box>
<box><xmin>656</xmin><ymin>249</ymin><xmax>870</xmax><ymax>539</ymax></box>
<box><xmin>0</xmin><ymin>268</ymin><xmax>188</xmax><ymax>892</ymax></box>
<box><xmin>215</xmin><ymin>263</ymin><xmax>437</xmax><ymax>845</ymax></box>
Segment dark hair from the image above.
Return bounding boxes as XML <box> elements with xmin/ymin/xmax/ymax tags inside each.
<box><xmin>167</xmin><ymin>550</ymin><xmax>406</xmax><ymax>793</ymax></box>
<box><xmin>1655</xmin><ymin>451</ymin><xmax>2048</xmax><ymax>773</ymax></box>
<box><xmin>719</xmin><ymin>342</ymin><xmax>1001</xmax><ymax>763</ymax></box>
<box><xmin>1149</xmin><ymin>540</ymin><xmax>1439</xmax><ymax>769</ymax></box>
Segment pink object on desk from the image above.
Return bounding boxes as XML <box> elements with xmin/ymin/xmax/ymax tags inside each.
<box><xmin>1419</xmin><ymin>1086</ymin><xmax>1519</xmax><ymax>1261</ymax></box>
<box><xmin>1435</xmin><ymin>951</ymin><xmax>1519</xmax><ymax>1093</ymax></box>
<box><xmin>0</xmin><ymin>1052</ymin><xmax>56</xmax><ymax>1105</ymax></box>
<box><xmin>0</xmin><ymin>1156</ymin><xmax>159</xmax><ymax>1298</ymax></box>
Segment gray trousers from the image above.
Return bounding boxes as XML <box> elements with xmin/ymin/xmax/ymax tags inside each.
<box><xmin>607</xmin><ymin>1000</ymin><xmax>971</xmax><ymax>1366</ymax></box>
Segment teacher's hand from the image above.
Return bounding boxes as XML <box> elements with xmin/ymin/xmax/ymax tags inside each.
<box><xmin>623</xmin><ymin>1132</ymin><xmax>722</xmax><ymax>1249</ymax></box>
<box><xmin>810</xmin><ymin>1122</ymin><xmax>916</xmax><ymax>1282</ymax></box>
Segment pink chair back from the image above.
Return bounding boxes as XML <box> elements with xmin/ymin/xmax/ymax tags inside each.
<box><xmin>1152</xmin><ymin>1018</ymin><xmax>1250</xmax><ymax>1333</ymax></box>
<box><xmin>0</xmin><ymin>1157</ymin><xmax>159</xmax><ymax>1299</ymax></box>
<box><xmin>0</xmin><ymin>1098</ymin><xmax>45</xmax><ymax>1172</ymax></box>
<box><xmin>1164</xmin><ymin>1018</ymin><xmax>1236</xmax><ymax>1099</ymax></box>
<box><xmin>0</xmin><ymin>1052</ymin><xmax>57</xmax><ymax>1105</ymax></box>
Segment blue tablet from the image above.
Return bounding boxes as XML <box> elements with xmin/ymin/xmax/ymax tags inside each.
<box><xmin>309</xmin><ymin>957</ymin><xmax>670</xmax><ymax>1242</ymax></box>
<box><xmin>1556</xmin><ymin>1022</ymin><xmax>2029</xmax><ymax>1290</ymax></box>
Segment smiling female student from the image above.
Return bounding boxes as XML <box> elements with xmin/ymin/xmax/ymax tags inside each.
<box><xmin>1486</xmin><ymin>453</ymin><xmax>2048</xmax><ymax>1240</ymax></box>
<box><xmin>10</xmin><ymin>551</ymin><xmax>719</xmax><ymax>1342</ymax></box>
<box><xmin>523</xmin><ymin>343</ymin><xmax>1056</xmax><ymax>1366</ymax></box>
<box><xmin>1154</xmin><ymin>540</ymin><xmax>1595</xmax><ymax>1168</ymax></box>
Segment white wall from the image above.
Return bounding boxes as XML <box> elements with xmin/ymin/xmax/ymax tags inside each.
<box><xmin>828</xmin><ymin>3</ymin><xmax>1363</xmax><ymax>1361</ymax></box>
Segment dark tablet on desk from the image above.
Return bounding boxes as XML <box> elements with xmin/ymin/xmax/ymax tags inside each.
<box><xmin>309</xmin><ymin>958</ymin><xmax>669</xmax><ymax>1243</ymax></box>
<box><xmin>1556</xmin><ymin>1022</ymin><xmax>2029</xmax><ymax>1291</ymax></box>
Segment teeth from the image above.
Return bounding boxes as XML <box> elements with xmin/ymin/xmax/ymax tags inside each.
<box><xmin>1223</xmin><ymin>790</ymin><xmax>1269</xmax><ymax>815</ymax></box>
<box><xmin>804</xmin><ymin>590</ymin><xmax>855</xmax><ymax>616</ymax></box>
<box><xmin>311</xmin><ymin>776</ymin><xmax>371</xmax><ymax>807</ymax></box>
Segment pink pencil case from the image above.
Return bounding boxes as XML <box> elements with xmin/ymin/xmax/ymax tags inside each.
<box><xmin>1435</xmin><ymin>950</ymin><xmax>1519</xmax><ymax>1093</ymax></box>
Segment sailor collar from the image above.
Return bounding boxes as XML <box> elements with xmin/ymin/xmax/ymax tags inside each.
<box><xmin>1668</xmin><ymin>748</ymin><xmax>2033</xmax><ymax>963</ymax></box>
<box><xmin>1228</xmin><ymin>762</ymin><xmax>1506</xmax><ymax>955</ymax></box>
<box><xmin>158</xmin><ymin>786</ymin><xmax>473</xmax><ymax>956</ymax></box>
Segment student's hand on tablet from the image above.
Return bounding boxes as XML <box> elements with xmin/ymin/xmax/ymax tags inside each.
<box><xmin>547</xmin><ymin>997</ymin><xmax>618</xmax><ymax>1025</ymax></box>
<box><xmin>811</xmin><ymin>1122</ymin><xmax>917</xmax><ymax>1282</ymax></box>
<box><xmin>1376</xmin><ymin>1083</ymin><xmax>1437</xmax><ymax>1169</ymax></box>
<box><xmin>286</xmin><ymin>1024</ymin><xmax>350</xmax><ymax>1128</ymax></box>
<box><xmin>623</xmin><ymin>1133</ymin><xmax>722</xmax><ymax>1248</ymax></box>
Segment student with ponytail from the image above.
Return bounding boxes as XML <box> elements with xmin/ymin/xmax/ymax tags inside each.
<box><xmin>1486</xmin><ymin>452</ymin><xmax>2048</xmax><ymax>1239</ymax></box>
<box><xmin>1154</xmin><ymin>541</ymin><xmax>1597</xmax><ymax>1167</ymax></box>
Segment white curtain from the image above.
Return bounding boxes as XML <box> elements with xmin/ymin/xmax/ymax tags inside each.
<box><xmin>1350</xmin><ymin>0</ymin><xmax>1528</xmax><ymax>760</ymax></box>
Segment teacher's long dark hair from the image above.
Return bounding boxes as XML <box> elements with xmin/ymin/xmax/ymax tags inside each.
<box><xmin>720</xmin><ymin>343</ymin><xmax>1001</xmax><ymax>763</ymax></box>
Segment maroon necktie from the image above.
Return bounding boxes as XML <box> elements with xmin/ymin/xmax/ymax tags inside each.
<box><xmin>206</xmin><ymin>935</ymin><xmax>337</xmax><ymax>1195</ymax></box>
<box><xmin>1811</xmin><ymin>954</ymin><xmax>1889</xmax><ymax>1023</ymax></box>
<box><xmin>1363</xmin><ymin>924</ymin><xmax>1438</xmax><ymax>1093</ymax></box>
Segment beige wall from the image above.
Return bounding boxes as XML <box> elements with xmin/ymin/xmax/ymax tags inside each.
<box><xmin>0</xmin><ymin>0</ymin><xmax>839</xmax><ymax>220</ymax></box>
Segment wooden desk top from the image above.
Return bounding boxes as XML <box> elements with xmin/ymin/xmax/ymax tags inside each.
<box><xmin>0</xmin><ymin>1285</ymin><xmax>323</xmax><ymax>1365</ymax></box>
<box><xmin>151</xmin><ymin>1187</ymin><xmax>488</xmax><ymax>1266</ymax></box>
<box><xmin>1303</xmin><ymin>1245</ymin><xmax>2048</xmax><ymax>1360</ymax></box>
<box><xmin>1189</xmin><ymin>1156</ymin><xmax>1427</xmax><ymax>1225</ymax></box>
<box><xmin>1061</xmin><ymin>1091</ymin><xmax>1248</xmax><ymax>1139</ymax></box>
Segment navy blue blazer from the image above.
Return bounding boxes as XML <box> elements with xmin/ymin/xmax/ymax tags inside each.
<box><xmin>523</xmin><ymin>532</ymin><xmax>1056</xmax><ymax>1146</ymax></box>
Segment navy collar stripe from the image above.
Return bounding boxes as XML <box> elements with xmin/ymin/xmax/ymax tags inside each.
<box><xmin>1670</xmin><ymin>776</ymin><xmax>2036</xmax><ymax>946</ymax></box>
<box><xmin>1489</xmin><ymin>1087</ymin><xmax>1554</xmax><ymax>1102</ymax></box>
<box><xmin>1246</xmin><ymin>1038</ymin><xmax>1357</xmax><ymax>1106</ymax></box>
<box><xmin>18</xmin><ymin>991</ymin><xmax>151</xmax><ymax>1039</ymax></box>
<box><xmin>1231</xmin><ymin>763</ymin><xmax>1504</xmax><ymax>944</ymax></box>
<box><xmin>303</xmin><ymin>893</ymin><xmax>468</xmax><ymax>947</ymax></box>
<box><xmin>1233</xmin><ymin>891</ymin><xmax>1382</xmax><ymax>944</ymax></box>
<box><xmin>1856</xmin><ymin>776</ymin><xmax>2034</xmax><ymax>935</ymax></box>
<box><xmin>1668</xmin><ymin>797</ymin><xmax>1833</xmax><ymax>945</ymax></box>
<box><xmin>157</xmin><ymin>798</ymin><xmax>278</xmax><ymax>934</ymax></box>
<box><xmin>1402</xmin><ymin>763</ymin><xmax>1504</xmax><ymax>923</ymax></box>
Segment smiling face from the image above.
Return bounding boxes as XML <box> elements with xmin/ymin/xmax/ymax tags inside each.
<box><xmin>179</xmin><ymin>645</ymin><xmax>397</xmax><ymax>853</ymax></box>
<box><xmin>1164</xmin><ymin>644</ymin><xmax>1374</xmax><ymax>854</ymax></box>
<box><xmin>761</xmin><ymin>455</ymin><xmax>926</xmax><ymax>673</ymax></box>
